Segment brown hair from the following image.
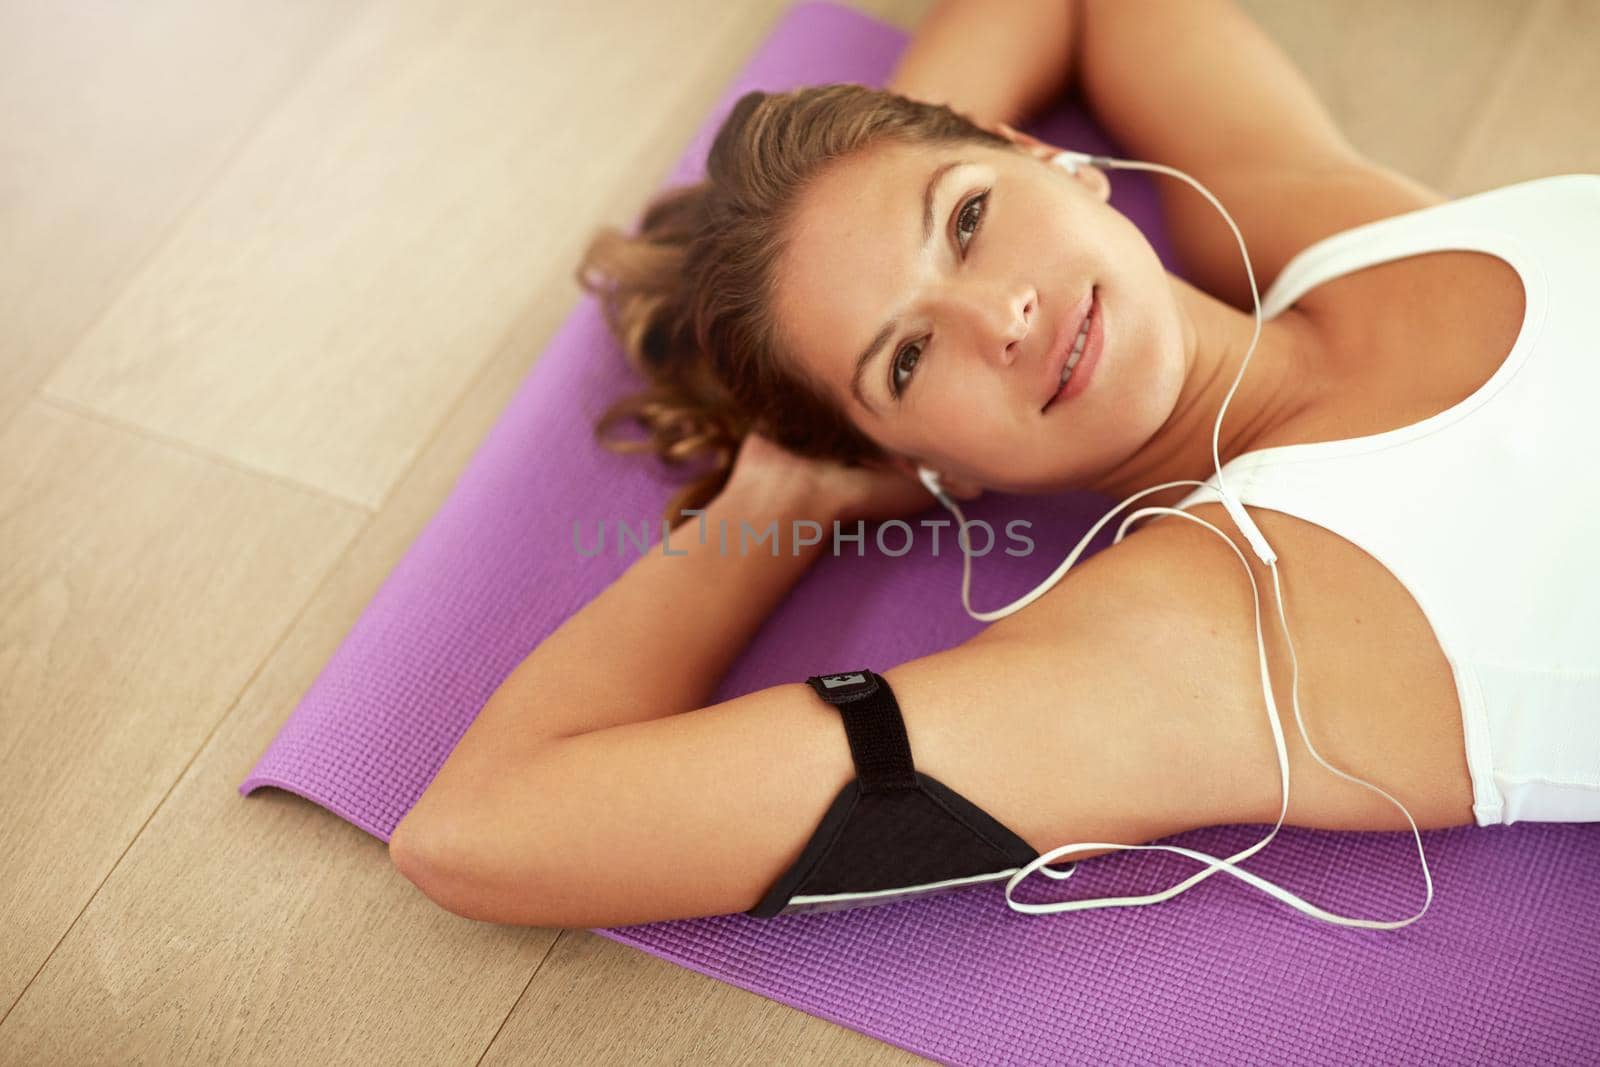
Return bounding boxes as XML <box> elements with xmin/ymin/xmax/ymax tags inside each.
<box><xmin>575</xmin><ymin>83</ymin><xmax>1009</xmax><ymax>528</ymax></box>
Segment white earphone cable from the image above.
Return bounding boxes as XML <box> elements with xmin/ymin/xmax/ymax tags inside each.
<box><xmin>918</xmin><ymin>147</ymin><xmax>1433</xmax><ymax>928</ymax></box>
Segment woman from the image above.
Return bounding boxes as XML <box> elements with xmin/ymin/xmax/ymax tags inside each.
<box><xmin>389</xmin><ymin>0</ymin><xmax>1598</xmax><ymax>929</ymax></box>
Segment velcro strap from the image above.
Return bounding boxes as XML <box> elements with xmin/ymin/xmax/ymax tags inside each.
<box><xmin>805</xmin><ymin>671</ymin><xmax>918</xmax><ymax>793</ymax></box>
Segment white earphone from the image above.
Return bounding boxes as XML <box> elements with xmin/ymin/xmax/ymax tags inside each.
<box><xmin>1051</xmin><ymin>149</ymin><xmax>1093</xmax><ymax>174</ymax></box>
<box><xmin>910</xmin><ymin>142</ymin><xmax>1434</xmax><ymax>930</ymax></box>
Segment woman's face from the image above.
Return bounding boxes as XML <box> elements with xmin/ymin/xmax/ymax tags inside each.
<box><xmin>773</xmin><ymin>138</ymin><xmax>1187</xmax><ymax>495</ymax></box>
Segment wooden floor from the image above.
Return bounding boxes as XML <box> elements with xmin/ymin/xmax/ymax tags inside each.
<box><xmin>2</xmin><ymin>1</ymin><xmax>1596</xmax><ymax>1062</ymax></box>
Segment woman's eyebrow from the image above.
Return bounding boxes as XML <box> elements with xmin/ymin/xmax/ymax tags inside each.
<box><xmin>848</xmin><ymin>159</ymin><xmax>970</xmax><ymax>414</ymax></box>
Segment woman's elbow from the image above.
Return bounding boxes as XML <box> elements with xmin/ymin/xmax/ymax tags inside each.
<box><xmin>390</xmin><ymin>813</ymin><xmax>499</xmax><ymax>923</ymax></box>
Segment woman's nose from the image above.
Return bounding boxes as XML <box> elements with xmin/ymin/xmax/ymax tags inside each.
<box><xmin>975</xmin><ymin>289</ymin><xmax>1034</xmax><ymax>368</ymax></box>
<box><xmin>942</xmin><ymin>283</ymin><xmax>1036</xmax><ymax>367</ymax></box>
<box><xmin>1002</xmin><ymin>293</ymin><xmax>1036</xmax><ymax>365</ymax></box>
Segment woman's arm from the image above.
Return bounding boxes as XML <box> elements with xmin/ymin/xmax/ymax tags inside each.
<box><xmin>887</xmin><ymin>0</ymin><xmax>1077</xmax><ymax>129</ymax></box>
<box><xmin>404</xmin><ymin>481</ymin><xmax>835</xmax><ymax>827</ymax></box>
<box><xmin>895</xmin><ymin>0</ymin><xmax>1362</xmax><ymax>175</ymax></box>
<box><xmin>404</xmin><ymin>429</ymin><xmax>938</xmax><ymax>823</ymax></box>
<box><xmin>513</xmin><ymin>486</ymin><xmax>836</xmax><ymax>738</ymax></box>
<box><xmin>502</xmin><ymin>486</ymin><xmax>832</xmax><ymax>736</ymax></box>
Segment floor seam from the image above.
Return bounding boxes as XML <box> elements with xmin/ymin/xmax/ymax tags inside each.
<box><xmin>34</xmin><ymin>392</ymin><xmax>373</xmax><ymax>514</ymax></box>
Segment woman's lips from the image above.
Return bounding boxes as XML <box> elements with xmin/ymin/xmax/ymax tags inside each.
<box><xmin>1040</xmin><ymin>288</ymin><xmax>1094</xmax><ymax>410</ymax></box>
<box><xmin>1043</xmin><ymin>288</ymin><xmax>1104</xmax><ymax>412</ymax></box>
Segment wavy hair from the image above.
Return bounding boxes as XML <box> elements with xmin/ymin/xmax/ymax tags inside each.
<box><xmin>575</xmin><ymin>83</ymin><xmax>1009</xmax><ymax>528</ymax></box>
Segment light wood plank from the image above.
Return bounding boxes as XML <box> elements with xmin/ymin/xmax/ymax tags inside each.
<box><xmin>1236</xmin><ymin>0</ymin><xmax>1533</xmax><ymax>189</ymax></box>
<box><xmin>40</xmin><ymin>0</ymin><xmax>769</xmax><ymax>511</ymax></box>
<box><xmin>0</xmin><ymin>399</ymin><xmax>367</xmax><ymax>1018</ymax></box>
<box><xmin>0</xmin><ymin>0</ymin><xmax>369</xmax><ymax>436</ymax></box>
<box><xmin>0</xmin><ymin>374</ymin><xmax>553</xmax><ymax>1058</ymax></box>
<box><xmin>482</xmin><ymin>930</ymin><xmax>930</xmax><ymax>1066</ymax></box>
<box><xmin>1443</xmin><ymin>0</ymin><xmax>1600</xmax><ymax>192</ymax></box>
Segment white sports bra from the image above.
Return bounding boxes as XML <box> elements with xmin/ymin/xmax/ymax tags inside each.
<box><xmin>1173</xmin><ymin>173</ymin><xmax>1600</xmax><ymax>827</ymax></box>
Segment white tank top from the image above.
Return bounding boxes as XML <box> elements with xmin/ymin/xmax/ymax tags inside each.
<box><xmin>1172</xmin><ymin>173</ymin><xmax>1600</xmax><ymax>827</ymax></box>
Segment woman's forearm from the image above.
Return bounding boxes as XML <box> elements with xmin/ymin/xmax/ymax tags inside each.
<box><xmin>887</xmin><ymin>0</ymin><xmax>1079</xmax><ymax>127</ymax></box>
<box><xmin>448</xmin><ymin>485</ymin><xmax>836</xmax><ymax>765</ymax></box>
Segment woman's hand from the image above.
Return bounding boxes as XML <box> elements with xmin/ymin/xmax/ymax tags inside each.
<box><xmin>719</xmin><ymin>432</ymin><xmax>980</xmax><ymax>526</ymax></box>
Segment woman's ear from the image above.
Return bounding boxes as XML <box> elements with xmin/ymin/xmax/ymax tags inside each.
<box><xmin>992</xmin><ymin>121</ymin><xmax>1055</xmax><ymax>157</ymax></box>
<box><xmin>988</xmin><ymin>121</ymin><xmax>1111</xmax><ymax>203</ymax></box>
<box><xmin>886</xmin><ymin>455</ymin><xmax>983</xmax><ymax>501</ymax></box>
<box><xmin>1077</xmin><ymin>163</ymin><xmax>1111</xmax><ymax>203</ymax></box>
<box><xmin>884</xmin><ymin>454</ymin><xmax>922</xmax><ymax>481</ymax></box>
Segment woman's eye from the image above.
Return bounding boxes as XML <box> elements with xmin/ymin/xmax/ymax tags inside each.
<box><xmin>955</xmin><ymin>189</ymin><xmax>989</xmax><ymax>253</ymax></box>
<box><xmin>889</xmin><ymin>189</ymin><xmax>990</xmax><ymax>401</ymax></box>
<box><xmin>890</xmin><ymin>341</ymin><xmax>922</xmax><ymax>397</ymax></box>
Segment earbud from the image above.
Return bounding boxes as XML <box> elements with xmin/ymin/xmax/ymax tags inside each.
<box><xmin>1050</xmin><ymin>150</ymin><xmax>1095</xmax><ymax>175</ymax></box>
<box><xmin>916</xmin><ymin>464</ymin><xmax>944</xmax><ymax>499</ymax></box>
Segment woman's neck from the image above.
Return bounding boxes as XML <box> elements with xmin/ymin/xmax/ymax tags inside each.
<box><xmin>1080</xmin><ymin>272</ymin><xmax>1330</xmax><ymax>508</ymax></box>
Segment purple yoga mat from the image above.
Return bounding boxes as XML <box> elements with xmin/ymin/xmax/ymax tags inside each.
<box><xmin>241</xmin><ymin>2</ymin><xmax>1600</xmax><ymax>1062</ymax></box>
